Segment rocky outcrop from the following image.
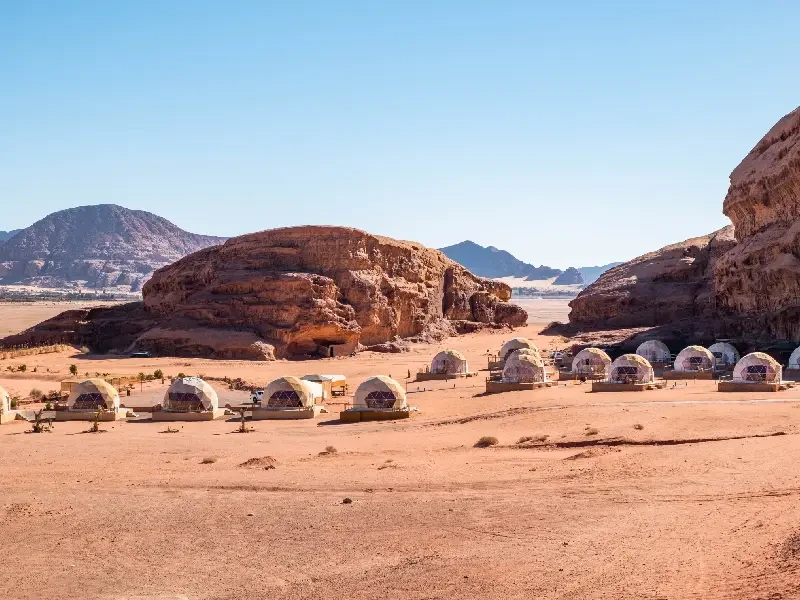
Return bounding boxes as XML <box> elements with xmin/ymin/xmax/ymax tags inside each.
<box><xmin>568</xmin><ymin>226</ymin><xmax>736</xmax><ymax>330</ymax></box>
<box><xmin>553</xmin><ymin>267</ymin><xmax>584</xmax><ymax>286</ymax></box>
<box><xmin>568</xmin><ymin>105</ymin><xmax>800</xmax><ymax>345</ymax></box>
<box><xmin>715</xmin><ymin>107</ymin><xmax>800</xmax><ymax>339</ymax></box>
<box><xmin>0</xmin><ymin>205</ymin><xmax>226</xmax><ymax>292</ymax></box>
<box><xmin>3</xmin><ymin>226</ymin><xmax>527</xmax><ymax>359</ymax></box>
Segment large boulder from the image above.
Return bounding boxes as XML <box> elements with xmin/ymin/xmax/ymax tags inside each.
<box><xmin>2</xmin><ymin>226</ymin><xmax>527</xmax><ymax>359</ymax></box>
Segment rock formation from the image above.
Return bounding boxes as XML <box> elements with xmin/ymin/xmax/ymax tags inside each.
<box><xmin>569</xmin><ymin>226</ymin><xmax>736</xmax><ymax>330</ymax></box>
<box><xmin>439</xmin><ymin>240</ymin><xmax>561</xmax><ymax>280</ymax></box>
<box><xmin>553</xmin><ymin>267</ymin><xmax>584</xmax><ymax>286</ymax></box>
<box><xmin>716</xmin><ymin>107</ymin><xmax>800</xmax><ymax>339</ymax></box>
<box><xmin>3</xmin><ymin>226</ymin><xmax>527</xmax><ymax>359</ymax></box>
<box><xmin>568</xmin><ymin>105</ymin><xmax>800</xmax><ymax>345</ymax></box>
<box><xmin>0</xmin><ymin>205</ymin><xmax>226</xmax><ymax>292</ymax></box>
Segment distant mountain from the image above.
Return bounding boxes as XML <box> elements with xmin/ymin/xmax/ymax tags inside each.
<box><xmin>438</xmin><ymin>240</ymin><xmax>561</xmax><ymax>280</ymax></box>
<box><xmin>553</xmin><ymin>267</ymin><xmax>583</xmax><ymax>286</ymax></box>
<box><xmin>0</xmin><ymin>229</ymin><xmax>21</xmax><ymax>242</ymax></box>
<box><xmin>0</xmin><ymin>204</ymin><xmax>227</xmax><ymax>292</ymax></box>
<box><xmin>577</xmin><ymin>262</ymin><xmax>624</xmax><ymax>285</ymax></box>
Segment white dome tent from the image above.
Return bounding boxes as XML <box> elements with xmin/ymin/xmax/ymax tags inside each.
<box><xmin>499</xmin><ymin>338</ymin><xmax>539</xmax><ymax>362</ymax></box>
<box><xmin>163</xmin><ymin>377</ymin><xmax>219</xmax><ymax>412</ymax></box>
<box><xmin>732</xmin><ymin>353</ymin><xmax>782</xmax><ymax>384</ymax></box>
<box><xmin>353</xmin><ymin>376</ymin><xmax>407</xmax><ymax>410</ymax></box>
<box><xmin>431</xmin><ymin>350</ymin><xmax>469</xmax><ymax>375</ymax></box>
<box><xmin>673</xmin><ymin>346</ymin><xmax>714</xmax><ymax>373</ymax></box>
<box><xmin>503</xmin><ymin>350</ymin><xmax>547</xmax><ymax>384</ymax></box>
<box><xmin>571</xmin><ymin>348</ymin><xmax>612</xmax><ymax>378</ymax></box>
<box><xmin>609</xmin><ymin>354</ymin><xmax>655</xmax><ymax>384</ymax></box>
<box><xmin>636</xmin><ymin>340</ymin><xmax>671</xmax><ymax>364</ymax></box>
<box><xmin>264</xmin><ymin>377</ymin><xmax>320</xmax><ymax>408</ymax></box>
<box><xmin>708</xmin><ymin>342</ymin><xmax>740</xmax><ymax>370</ymax></box>
<box><xmin>67</xmin><ymin>379</ymin><xmax>121</xmax><ymax>411</ymax></box>
<box><xmin>788</xmin><ymin>346</ymin><xmax>800</xmax><ymax>370</ymax></box>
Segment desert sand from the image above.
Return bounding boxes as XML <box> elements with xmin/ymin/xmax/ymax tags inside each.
<box><xmin>1</xmin><ymin>300</ymin><xmax>799</xmax><ymax>599</ymax></box>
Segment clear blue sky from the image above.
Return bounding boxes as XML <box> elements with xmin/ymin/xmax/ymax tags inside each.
<box><xmin>1</xmin><ymin>1</ymin><xmax>798</xmax><ymax>269</ymax></box>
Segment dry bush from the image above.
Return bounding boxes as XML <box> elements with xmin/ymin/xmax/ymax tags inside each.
<box><xmin>585</xmin><ymin>428</ymin><xmax>599</xmax><ymax>436</ymax></box>
<box><xmin>319</xmin><ymin>445</ymin><xmax>338</xmax><ymax>456</ymax></box>
<box><xmin>200</xmin><ymin>457</ymin><xmax>217</xmax><ymax>464</ymax></box>
<box><xmin>29</xmin><ymin>388</ymin><xmax>43</xmax><ymax>400</ymax></box>
<box><xmin>633</xmin><ymin>423</ymin><xmax>644</xmax><ymax>430</ymax></box>
<box><xmin>474</xmin><ymin>436</ymin><xmax>499</xmax><ymax>448</ymax></box>
<box><xmin>517</xmin><ymin>434</ymin><xmax>549</xmax><ymax>444</ymax></box>
<box><xmin>159</xmin><ymin>426</ymin><xmax>180</xmax><ymax>434</ymax></box>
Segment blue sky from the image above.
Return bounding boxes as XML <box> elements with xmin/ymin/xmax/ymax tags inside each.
<box><xmin>1</xmin><ymin>1</ymin><xmax>798</xmax><ymax>268</ymax></box>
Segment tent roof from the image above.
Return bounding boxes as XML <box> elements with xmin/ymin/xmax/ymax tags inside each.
<box><xmin>67</xmin><ymin>379</ymin><xmax>120</xmax><ymax>410</ymax></box>
<box><xmin>573</xmin><ymin>347</ymin><xmax>612</xmax><ymax>362</ymax></box>
<box><xmin>266</xmin><ymin>376</ymin><xmax>317</xmax><ymax>407</ymax></box>
<box><xmin>500</xmin><ymin>338</ymin><xmax>538</xmax><ymax>357</ymax></box>
<box><xmin>738</xmin><ymin>352</ymin><xmax>781</xmax><ymax>367</ymax></box>
<box><xmin>301</xmin><ymin>374</ymin><xmax>347</xmax><ymax>384</ymax></box>
<box><xmin>612</xmin><ymin>354</ymin><xmax>653</xmax><ymax>369</ymax></box>
<box><xmin>433</xmin><ymin>349</ymin><xmax>467</xmax><ymax>362</ymax></box>
<box><xmin>676</xmin><ymin>345</ymin><xmax>713</xmax><ymax>358</ymax></box>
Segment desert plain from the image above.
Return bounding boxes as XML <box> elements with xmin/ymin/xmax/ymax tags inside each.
<box><xmin>1</xmin><ymin>299</ymin><xmax>799</xmax><ymax>599</ymax></box>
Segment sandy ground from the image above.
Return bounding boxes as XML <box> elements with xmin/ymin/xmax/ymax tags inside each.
<box><xmin>2</xmin><ymin>304</ymin><xmax>800</xmax><ymax>599</ymax></box>
<box><xmin>0</xmin><ymin>301</ymin><xmax>122</xmax><ymax>338</ymax></box>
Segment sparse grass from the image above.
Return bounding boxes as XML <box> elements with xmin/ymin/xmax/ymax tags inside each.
<box><xmin>633</xmin><ymin>423</ymin><xmax>644</xmax><ymax>430</ymax></box>
<box><xmin>474</xmin><ymin>436</ymin><xmax>499</xmax><ymax>448</ymax></box>
<box><xmin>200</xmin><ymin>456</ymin><xmax>217</xmax><ymax>464</ymax></box>
<box><xmin>585</xmin><ymin>428</ymin><xmax>599</xmax><ymax>436</ymax></box>
<box><xmin>517</xmin><ymin>434</ymin><xmax>549</xmax><ymax>444</ymax></box>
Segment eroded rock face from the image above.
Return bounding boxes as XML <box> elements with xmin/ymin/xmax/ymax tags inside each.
<box><xmin>568</xmin><ymin>105</ymin><xmax>800</xmax><ymax>344</ymax></box>
<box><xmin>716</xmin><ymin>107</ymin><xmax>800</xmax><ymax>339</ymax></box>
<box><xmin>3</xmin><ymin>226</ymin><xmax>527</xmax><ymax>359</ymax></box>
<box><xmin>568</xmin><ymin>226</ymin><xmax>736</xmax><ymax>330</ymax></box>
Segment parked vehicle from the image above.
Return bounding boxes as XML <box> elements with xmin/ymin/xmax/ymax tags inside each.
<box><xmin>250</xmin><ymin>390</ymin><xmax>264</xmax><ymax>404</ymax></box>
<box><xmin>130</xmin><ymin>351</ymin><xmax>152</xmax><ymax>358</ymax></box>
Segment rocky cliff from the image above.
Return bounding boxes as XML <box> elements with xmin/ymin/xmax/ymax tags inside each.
<box><xmin>3</xmin><ymin>226</ymin><xmax>527</xmax><ymax>359</ymax></box>
<box><xmin>568</xmin><ymin>226</ymin><xmax>736</xmax><ymax>330</ymax></box>
<box><xmin>553</xmin><ymin>267</ymin><xmax>584</xmax><ymax>286</ymax></box>
<box><xmin>0</xmin><ymin>205</ymin><xmax>226</xmax><ymax>292</ymax></box>
<box><xmin>716</xmin><ymin>107</ymin><xmax>800</xmax><ymax>339</ymax></box>
<box><xmin>568</xmin><ymin>105</ymin><xmax>800</xmax><ymax>344</ymax></box>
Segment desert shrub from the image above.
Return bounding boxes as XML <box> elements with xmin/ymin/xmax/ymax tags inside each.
<box><xmin>633</xmin><ymin>423</ymin><xmax>644</xmax><ymax>430</ymax></box>
<box><xmin>69</xmin><ymin>364</ymin><xmax>78</xmax><ymax>376</ymax></box>
<box><xmin>30</xmin><ymin>410</ymin><xmax>52</xmax><ymax>433</ymax></box>
<box><xmin>177</xmin><ymin>372</ymin><xmax>186</xmax><ymax>379</ymax></box>
<box><xmin>517</xmin><ymin>434</ymin><xmax>549</xmax><ymax>444</ymax></box>
<box><xmin>474</xmin><ymin>436</ymin><xmax>499</xmax><ymax>448</ymax></box>
<box><xmin>585</xmin><ymin>428</ymin><xmax>599</xmax><ymax>436</ymax></box>
<box><xmin>29</xmin><ymin>388</ymin><xmax>43</xmax><ymax>400</ymax></box>
<box><xmin>325</xmin><ymin>445</ymin><xmax>337</xmax><ymax>454</ymax></box>
<box><xmin>517</xmin><ymin>436</ymin><xmax>534</xmax><ymax>444</ymax></box>
<box><xmin>44</xmin><ymin>401</ymin><xmax>52</xmax><ymax>411</ymax></box>
<box><xmin>10</xmin><ymin>397</ymin><xmax>19</xmax><ymax>409</ymax></box>
<box><xmin>153</xmin><ymin>369</ymin><xmax>164</xmax><ymax>380</ymax></box>
<box><xmin>201</xmin><ymin>457</ymin><xmax>217</xmax><ymax>464</ymax></box>
<box><xmin>88</xmin><ymin>410</ymin><xmax>102</xmax><ymax>433</ymax></box>
<box><xmin>18</xmin><ymin>364</ymin><xmax>26</xmax><ymax>372</ymax></box>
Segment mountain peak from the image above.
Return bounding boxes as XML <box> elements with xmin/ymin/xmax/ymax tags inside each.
<box><xmin>439</xmin><ymin>240</ymin><xmax>561</xmax><ymax>280</ymax></box>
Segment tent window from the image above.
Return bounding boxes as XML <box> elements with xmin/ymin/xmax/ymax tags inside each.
<box><xmin>73</xmin><ymin>393</ymin><xmax>106</xmax><ymax>410</ymax></box>
<box><xmin>166</xmin><ymin>392</ymin><xmax>204</xmax><ymax>412</ymax></box>
<box><xmin>268</xmin><ymin>390</ymin><xmax>302</xmax><ymax>408</ymax></box>
<box><xmin>744</xmin><ymin>365</ymin><xmax>771</xmax><ymax>382</ymax></box>
<box><xmin>365</xmin><ymin>390</ymin><xmax>396</xmax><ymax>409</ymax></box>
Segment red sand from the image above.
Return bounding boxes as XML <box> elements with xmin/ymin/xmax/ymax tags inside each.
<box><xmin>1</xmin><ymin>313</ymin><xmax>799</xmax><ymax>598</ymax></box>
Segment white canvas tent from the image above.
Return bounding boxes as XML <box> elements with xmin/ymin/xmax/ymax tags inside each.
<box><xmin>708</xmin><ymin>342</ymin><xmax>740</xmax><ymax>370</ymax></box>
<box><xmin>66</xmin><ymin>379</ymin><xmax>120</xmax><ymax>411</ymax></box>
<box><xmin>732</xmin><ymin>353</ymin><xmax>782</xmax><ymax>383</ymax></box>
<box><xmin>609</xmin><ymin>354</ymin><xmax>654</xmax><ymax>384</ymax></box>
<box><xmin>673</xmin><ymin>346</ymin><xmax>714</xmax><ymax>373</ymax></box>
<box><xmin>503</xmin><ymin>350</ymin><xmax>547</xmax><ymax>383</ymax></box>
<box><xmin>430</xmin><ymin>350</ymin><xmax>469</xmax><ymax>375</ymax></box>
<box><xmin>788</xmin><ymin>347</ymin><xmax>800</xmax><ymax>370</ymax></box>
<box><xmin>499</xmin><ymin>338</ymin><xmax>539</xmax><ymax>361</ymax></box>
<box><xmin>571</xmin><ymin>348</ymin><xmax>612</xmax><ymax>377</ymax></box>
<box><xmin>353</xmin><ymin>376</ymin><xmax>407</xmax><ymax>410</ymax></box>
<box><xmin>636</xmin><ymin>340</ymin><xmax>671</xmax><ymax>364</ymax></box>
<box><xmin>163</xmin><ymin>377</ymin><xmax>219</xmax><ymax>412</ymax></box>
<box><xmin>265</xmin><ymin>377</ymin><xmax>321</xmax><ymax>408</ymax></box>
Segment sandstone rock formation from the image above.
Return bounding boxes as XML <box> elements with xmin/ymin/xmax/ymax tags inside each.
<box><xmin>0</xmin><ymin>205</ymin><xmax>226</xmax><ymax>292</ymax></box>
<box><xmin>3</xmin><ymin>226</ymin><xmax>527</xmax><ymax>359</ymax></box>
<box><xmin>715</xmin><ymin>107</ymin><xmax>800</xmax><ymax>340</ymax></box>
<box><xmin>568</xmin><ymin>105</ymin><xmax>800</xmax><ymax>346</ymax></box>
<box><xmin>569</xmin><ymin>226</ymin><xmax>736</xmax><ymax>330</ymax></box>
